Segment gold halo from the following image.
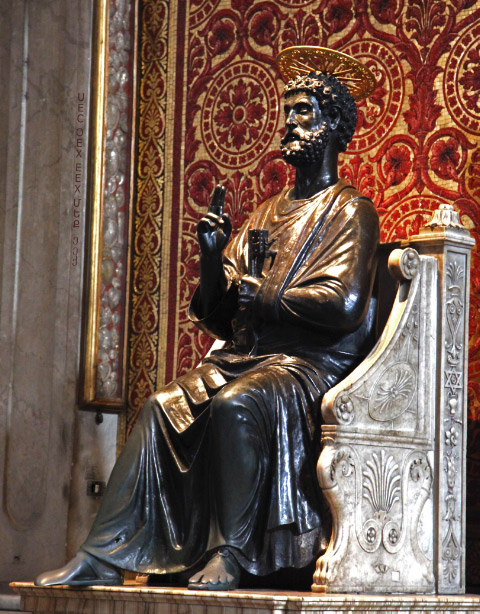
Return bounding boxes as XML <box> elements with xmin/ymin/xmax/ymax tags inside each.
<box><xmin>276</xmin><ymin>46</ymin><xmax>376</xmax><ymax>101</ymax></box>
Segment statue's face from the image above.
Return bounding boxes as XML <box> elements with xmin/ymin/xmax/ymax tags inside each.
<box><xmin>280</xmin><ymin>91</ymin><xmax>331</xmax><ymax>167</ymax></box>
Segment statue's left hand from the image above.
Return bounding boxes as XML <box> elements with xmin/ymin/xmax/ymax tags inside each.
<box><xmin>238</xmin><ymin>275</ymin><xmax>261</xmax><ymax>307</ymax></box>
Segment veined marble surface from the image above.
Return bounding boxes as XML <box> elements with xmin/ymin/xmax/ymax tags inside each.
<box><xmin>0</xmin><ymin>0</ymin><xmax>117</xmax><ymax>582</ymax></box>
<box><xmin>11</xmin><ymin>583</ymin><xmax>480</xmax><ymax>614</ymax></box>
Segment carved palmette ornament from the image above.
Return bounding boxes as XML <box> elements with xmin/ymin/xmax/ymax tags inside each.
<box><xmin>315</xmin><ymin>441</ymin><xmax>434</xmax><ymax>591</ymax></box>
<box><xmin>363</xmin><ymin>451</ymin><xmax>401</xmax><ymax>516</ymax></box>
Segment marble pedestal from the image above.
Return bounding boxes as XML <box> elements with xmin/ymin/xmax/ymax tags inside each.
<box><xmin>11</xmin><ymin>583</ymin><xmax>480</xmax><ymax>614</ymax></box>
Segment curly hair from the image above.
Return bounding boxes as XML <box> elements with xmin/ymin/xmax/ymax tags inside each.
<box><xmin>284</xmin><ymin>72</ymin><xmax>357</xmax><ymax>152</ymax></box>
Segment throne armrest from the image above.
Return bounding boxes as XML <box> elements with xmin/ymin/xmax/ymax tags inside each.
<box><xmin>321</xmin><ymin>247</ymin><xmax>437</xmax><ymax>439</ymax></box>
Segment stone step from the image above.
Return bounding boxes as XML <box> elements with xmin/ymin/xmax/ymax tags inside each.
<box><xmin>10</xmin><ymin>582</ymin><xmax>480</xmax><ymax>614</ymax></box>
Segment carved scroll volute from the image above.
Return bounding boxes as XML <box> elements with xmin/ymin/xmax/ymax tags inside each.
<box><xmin>388</xmin><ymin>247</ymin><xmax>420</xmax><ymax>282</ymax></box>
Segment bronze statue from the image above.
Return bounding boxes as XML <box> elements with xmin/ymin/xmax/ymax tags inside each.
<box><xmin>35</xmin><ymin>47</ymin><xmax>379</xmax><ymax>591</ymax></box>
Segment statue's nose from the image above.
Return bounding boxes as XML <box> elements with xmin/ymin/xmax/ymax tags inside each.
<box><xmin>285</xmin><ymin>110</ymin><xmax>297</xmax><ymax>126</ymax></box>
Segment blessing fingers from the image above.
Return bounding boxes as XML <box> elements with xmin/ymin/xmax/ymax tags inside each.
<box><xmin>198</xmin><ymin>212</ymin><xmax>226</xmax><ymax>232</ymax></box>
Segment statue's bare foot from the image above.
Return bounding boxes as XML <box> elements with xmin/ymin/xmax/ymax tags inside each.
<box><xmin>188</xmin><ymin>548</ymin><xmax>240</xmax><ymax>591</ymax></box>
<box><xmin>34</xmin><ymin>551</ymin><xmax>122</xmax><ymax>587</ymax></box>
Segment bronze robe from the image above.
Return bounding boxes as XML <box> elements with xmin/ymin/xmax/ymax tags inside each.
<box><xmin>82</xmin><ymin>179</ymin><xmax>379</xmax><ymax>577</ymax></box>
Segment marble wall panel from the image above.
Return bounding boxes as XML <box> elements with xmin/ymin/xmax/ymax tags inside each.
<box><xmin>0</xmin><ymin>0</ymin><xmax>117</xmax><ymax>583</ymax></box>
<box><xmin>66</xmin><ymin>411</ymin><xmax>117</xmax><ymax>559</ymax></box>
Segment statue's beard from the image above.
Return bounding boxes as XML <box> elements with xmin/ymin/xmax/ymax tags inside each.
<box><xmin>280</xmin><ymin>121</ymin><xmax>330</xmax><ymax>166</ymax></box>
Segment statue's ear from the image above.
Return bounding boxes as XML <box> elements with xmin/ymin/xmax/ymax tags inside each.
<box><xmin>328</xmin><ymin>105</ymin><xmax>341</xmax><ymax>131</ymax></box>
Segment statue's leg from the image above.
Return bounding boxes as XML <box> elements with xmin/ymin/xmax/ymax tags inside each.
<box><xmin>187</xmin><ymin>362</ymin><xmax>328</xmax><ymax>590</ymax></box>
<box><xmin>35</xmin><ymin>361</ymin><xmax>325</xmax><ymax>589</ymax></box>
<box><xmin>80</xmin><ymin>394</ymin><xmax>211</xmax><ymax>571</ymax></box>
<box><xmin>36</xmin><ymin>390</ymin><xmax>212</xmax><ymax>586</ymax></box>
<box><xmin>188</xmin><ymin>375</ymin><xmax>271</xmax><ymax>590</ymax></box>
<box><xmin>209</xmin><ymin>382</ymin><xmax>270</xmax><ymax>548</ymax></box>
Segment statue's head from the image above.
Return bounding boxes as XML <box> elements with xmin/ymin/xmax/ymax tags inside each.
<box><xmin>276</xmin><ymin>47</ymin><xmax>376</xmax><ymax>168</ymax></box>
<box><xmin>280</xmin><ymin>72</ymin><xmax>357</xmax><ymax>166</ymax></box>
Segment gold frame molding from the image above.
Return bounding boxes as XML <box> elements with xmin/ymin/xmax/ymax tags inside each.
<box><xmin>81</xmin><ymin>0</ymin><xmax>138</xmax><ymax>413</ymax></box>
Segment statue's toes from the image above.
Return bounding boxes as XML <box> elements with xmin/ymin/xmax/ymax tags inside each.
<box><xmin>187</xmin><ymin>571</ymin><xmax>204</xmax><ymax>586</ymax></box>
<box><xmin>218</xmin><ymin>572</ymin><xmax>234</xmax><ymax>585</ymax></box>
<box><xmin>188</xmin><ymin>548</ymin><xmax>240</xmax><ymax>591</ymax></box>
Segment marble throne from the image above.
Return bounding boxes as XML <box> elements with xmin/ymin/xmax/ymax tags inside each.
<box><xmin>312</xmin><ymin>204</ymin><xmax>474</xmax><ymax>594</ymax></box>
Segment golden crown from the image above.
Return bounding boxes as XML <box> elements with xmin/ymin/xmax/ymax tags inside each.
<box><xmin>276</xmin><ymin>46</ymin><xmax>376</xmax><ymax>101</ymax></box>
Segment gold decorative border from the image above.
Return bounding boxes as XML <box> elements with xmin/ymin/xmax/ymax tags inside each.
<box><xmin>126</xmin><ymin>0</ymin><xmax>172</xmax><ymax>431</ymax></box>
<box><xmin>81</xmin><ymin>0</ymin><xmax>108</xmax><ymax>407</ymax></box>
<box><xmin>80</xmin><ymin>0</ymin><xmax>138</xmax><ymax>412</ymax></box>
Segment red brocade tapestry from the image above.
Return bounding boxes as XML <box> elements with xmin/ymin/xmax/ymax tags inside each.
<box><xmin>129</xmin><ymin>0</ymin><xmax>480</xmax><ymax>585</ymax></box>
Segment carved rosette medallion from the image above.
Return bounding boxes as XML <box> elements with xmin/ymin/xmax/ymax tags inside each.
<box><xmin>369</xmin><ymin>363</ymin><xmax>417</xmax><ymax>422</ymax></box>
<box><xmin>334</xmin><ymin>393</ymin><xmax>354</xmax><ymax>424</ymax></box>
<box><xmin>400</xmin><ymin>249</ymin><xmax>420</xmax><ymax>279</ymax></box>
<box><xmin>389</xmin><ymin>247</ymin><xmax>420</xmax><ymax>282</ymax></box>
<box><xmin>200</xmin><ymin>61</ymin><xmax>278</xmax><ymax>169</ymax></box>
<box><xmin>441</xmin><ymin>256</ymin><xmax>466</xmax><ymax>584</ymax></box>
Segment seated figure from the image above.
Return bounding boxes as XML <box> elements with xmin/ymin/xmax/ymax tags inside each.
<box><xmin>36</xmin><ymin>47</ymin><xmax>379</xmax><ymax>591</ymax></box>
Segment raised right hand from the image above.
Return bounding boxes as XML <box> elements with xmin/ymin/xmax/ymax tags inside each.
<box><xmin>197</xmin><ymin>185</ymin><xmax>232</xmax><ymax>258</ymax></box>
